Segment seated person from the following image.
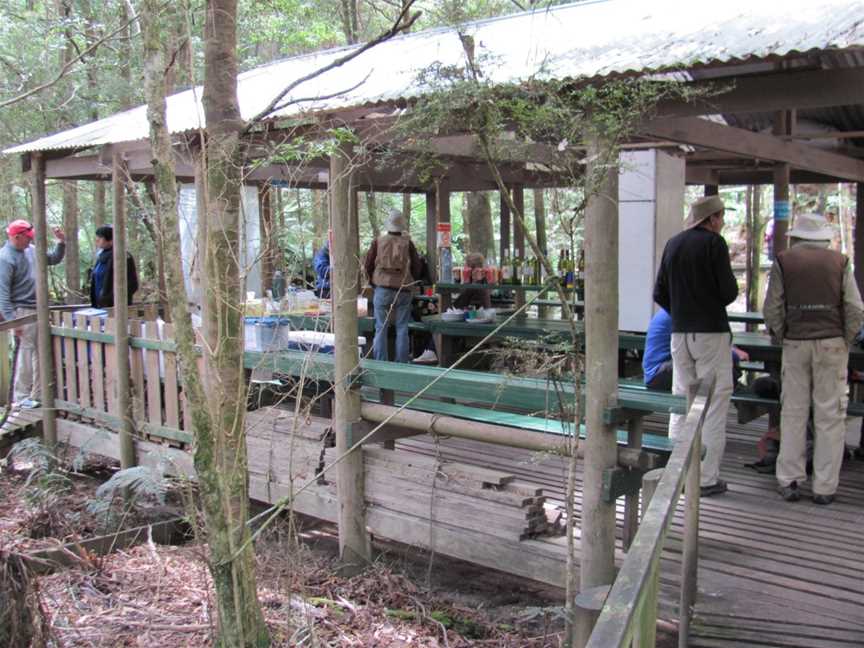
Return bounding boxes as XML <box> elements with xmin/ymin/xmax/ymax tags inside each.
<box><xmin>452</xmin><ymin>252</ymin><xmax>492</xmax><ymax>310</ymax></box>
<box><xmin>413</xmin><ymin>252</ymin><xmax>490</xmax><ymax>364</ymax></box>
<box><xmin>643</xmin><ymin>307</ymin><xmax>747</xmax><ymax>391</ymax></box>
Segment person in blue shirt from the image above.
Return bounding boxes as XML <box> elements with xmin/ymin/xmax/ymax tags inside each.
<box><xmin>643</xmin><ymin>308</ymin><xmax>747</xmax><ymax>391</ymax></box>
<box><xmin>312</xmin><ymin>241</ymin><xmax>330</xmax><ymax>298</ymax></box>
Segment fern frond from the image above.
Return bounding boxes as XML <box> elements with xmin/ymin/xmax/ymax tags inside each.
<box><xmin>87</xmin><ymin>466</ymin><xmax>169</xmax><ymax>515</ymax></box>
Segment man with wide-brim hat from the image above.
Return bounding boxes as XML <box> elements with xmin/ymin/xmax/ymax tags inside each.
<box><xmin>764</xmin><ymin>213</ymin><xmax>863</xmax><ymax>505</ymax></box>
<box><xmin>654</xmin><ymin>194</ymin><xmax>739</xmax><ymax>496</ymax></box>
<box><xmin>0</xmin><ymin>219</ymin><xmax>66</xmax><ymax>407</ymax></box>
<box><xmin>363</xmin><ymin>209</ymin><xmax>422</xmax><ymax>363</ymax></box>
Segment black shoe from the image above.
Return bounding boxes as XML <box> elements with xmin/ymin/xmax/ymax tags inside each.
<box><xmin>778</xmin><ymin>482</ymin><xmax>800</xmax><ymax>502</ymax></box>
<box><xmin>813</xmin><ymin>493</ymin><xmax>835</xmax><ymax>505</ymax></box>
<box><xmin>700</xmin><ymin>480</ymin><xmax>728</xmax><ymax>497</ymax></box>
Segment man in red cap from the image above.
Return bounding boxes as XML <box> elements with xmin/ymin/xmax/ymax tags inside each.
<box><xmin>0</xmin><ymin>219</ymin><xmax>65</xmax><ymax>406</ymax></box>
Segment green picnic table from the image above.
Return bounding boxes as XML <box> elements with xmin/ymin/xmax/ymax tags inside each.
<box><xmin>727</xmin><ymin>311</ymin><xmax>764</xmax><ymax>325</ymax></box>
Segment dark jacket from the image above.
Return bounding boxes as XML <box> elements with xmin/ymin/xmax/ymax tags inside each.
<box><xmin>312</xmin><ymin>244</ymin><xmax>331</xmax><ymax>297</ymax></box>
<box><xmin>653</xmin><ymin>227</ymin><xmax>738</xmax><ymax>333</ymax></box>
<box><xmin>90</xmin><ymin>248</ymin><xmax>139</xmax><ymax>308</ymax></box>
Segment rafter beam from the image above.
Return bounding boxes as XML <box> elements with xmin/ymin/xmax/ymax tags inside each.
<box><xmin>643</xmin><ymin>117</ymin><xmax>864</xmax><ymax>182</ymax></box>
<box><xmin>657</xmin><ymin>67</ymin><xmax>864</xmax><ymax>118</ymax></box>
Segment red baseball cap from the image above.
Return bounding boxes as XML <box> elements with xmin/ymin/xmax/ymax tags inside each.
<box><xmin>7</xmin><ymin>220</ymin><xmax>34</xmax><ymax>238</ymax></box>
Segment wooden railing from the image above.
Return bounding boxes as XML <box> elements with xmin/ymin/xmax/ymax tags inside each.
<box><xmin>585</xmin><ymin>378</ymin><xmax>715</xmax><ymax>648</ymax></box>
<box><xmin>49</xmin><ymin>311</ymin><xmax>193</xmax><ymax>446</ymax></box>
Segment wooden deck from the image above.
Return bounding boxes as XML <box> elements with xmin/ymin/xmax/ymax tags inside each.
<box><xmin>0</xmin><ymin>406</ymin><xmax>43</xmax><ymax>455</ymax></box>
<box><xmin>395</xmin><ymin>411</ymin><xmax>864</xmax><ymax>648</ymax></box>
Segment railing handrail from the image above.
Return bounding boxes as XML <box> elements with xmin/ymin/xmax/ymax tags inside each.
<box><xmin>585</xmin><ymin>377</ymin><xmax>715</xmax><ymax>648</ymax></box>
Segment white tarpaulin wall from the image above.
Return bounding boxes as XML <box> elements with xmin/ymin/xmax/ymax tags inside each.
<box><xmin>178</xmin><ymin>184</ymin><xmax>262</xmax><ymax>305</ymax></box>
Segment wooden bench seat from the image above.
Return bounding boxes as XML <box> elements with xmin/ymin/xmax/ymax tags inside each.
<box><xmin>362</xmin><ymin>391</ymin><xmax>675</xmax><ymax>456</ymax></box>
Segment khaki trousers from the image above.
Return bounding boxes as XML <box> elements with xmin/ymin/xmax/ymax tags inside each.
<box><xmin>668</xmin><ymin>332</ymin><xmax>733</xmax><ymax>487</ymax></box>
<box><xmin>777</xmin><ymin>337</ymin><xmax>848</xmax><ymax>496</ymax></box>
<box><xmin>13</xmin><ymin>307</ymin><xmax>39</xmax><ymax>403</ymax></box>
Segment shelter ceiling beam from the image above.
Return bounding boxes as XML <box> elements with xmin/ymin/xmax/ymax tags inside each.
<box><xmin>643</xmin><ymin>117</ymin><xmax>864</xmax><ymax>182</ymax></box>
<box><xmin>657</xmin><ymin>67</ymin><xmax>864</xmax><ymax>117</ymax></box>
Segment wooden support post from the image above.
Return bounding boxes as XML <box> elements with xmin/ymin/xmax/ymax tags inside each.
<box><xmin>512</xmin><ymin>185</ymin><xmax>526</xmax><ymax>309</ymax></box>
<box><xmin>678</xmin><ymin>427</ymin><xmax>702</xmax><ymax>648</ymax></box>
<box><xmin>425</xmin><ymin>191</ymin><xmax>437</xmax><ymax>282</ymax></box>
<box><xmin>622</xmin><ymin>416</ymin><xmax>644</xmax><ymax>551</ymax></box>
<box><xmin>31</xmin><ymin>152</ymin><xmax>57</xmax><ymax>447</ymax></box>
<box><xmin>855</xmin><ymin>183</ymin><xmax>864</xmax><ymax>297</ymax></box>
<box><xmin>499</xmin><ymin>188</ymin><xmax>510</xmax><ymax>265</ymax></box>
<box><xmin>0</xmin><ymin>330</ymin><xmax>9</xmax><ymax>406</ymax></box>
<box><xmin>704</xmin><ymin>184</ymin><xmax>718</xmax><ymax>197</ymax></box>
<box><xmin>330</xmin><ymin>140</ymin><xmax>370</xmax><ymax>570</ymax></box>
<box><xmin>772</xmin><ymin>110</ymin><xmax>793</xmax><ymax>256</ymax></box>
<box><xmin>641</xmin><ymin>468</ymin><xmax>663</xmax><ymax>512</ymax></box>
<box><xmin>581</xmin><ymin>138</ymin><xmax>619</xmax><ymax>596</ymax></box>
<box><xmin>112</xmin><ymin>152</ymin><xmax>135</xmax><ymax>469</ymax></box>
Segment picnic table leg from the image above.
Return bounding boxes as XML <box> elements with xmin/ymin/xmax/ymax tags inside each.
<box><xmin>622</xmin><ymin>416</ymin><xmax>644</xmax><ymax>551</ymax></box>
<box><xmin>380</xmin><ymin>388</ymin><xmax>395</xmax><ymax>449</ymax></box>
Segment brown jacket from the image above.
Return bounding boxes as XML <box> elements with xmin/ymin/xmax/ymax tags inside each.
<box><xmin>364</xmin><ymin>233</ymin><xmax>422</xmax><ymax>289</ymax></box>
<box><xmin>764</xmin><ymin>241</ymin><xmax>864</xmax><ymax>343</ymax></box>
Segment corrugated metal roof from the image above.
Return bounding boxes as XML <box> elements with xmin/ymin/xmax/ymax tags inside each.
<box><xmin>6</xmin><ymin>0</ymin><xmax>864</xmax><ymax>154</ymax></box>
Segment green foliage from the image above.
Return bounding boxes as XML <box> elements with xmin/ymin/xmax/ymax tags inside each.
<box><xmin>7</xmin><ymin>438</ymin><xmax>72</xmax><ymax>512</ymax></box>
<box><xmin>86</xmin><ymin>465</ymin><xmax>169</xmax><ymax>516</ymax></box>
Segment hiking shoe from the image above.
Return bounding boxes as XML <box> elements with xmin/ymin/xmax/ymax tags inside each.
<box><xmin>778</xmin><ymin>482</ymin><xmax>800</xmax><ymax>502</ymax></box>
<box><xmin>412</xmin><ymin>349</ymin><xmax>438</xmax><ymax>364</ymax></box>
<box><xmin>812</xmin><ymin>493</ymin><xmax>835</xmax><ymax>506</ymax></box>
<box><xmin>700</xmin><ymin>480</ymin><xmax>728</xmax><ymax>497</ymax></box>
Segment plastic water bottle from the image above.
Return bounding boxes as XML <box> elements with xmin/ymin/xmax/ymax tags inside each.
<box><xmin>272</xmin><ymin>270</ymin><xmax>286</xmax><ymax>300</ymax></box>
<box><xmin>440</xmin><ymin>248</ymin><xmax>453</xmax><ymax>283</ymax></box>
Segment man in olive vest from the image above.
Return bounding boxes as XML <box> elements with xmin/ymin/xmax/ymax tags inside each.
<box><xmin>364</xmin><ymin>209</ymin><xmax>422</xmax><ymax>362</ymax></box>
<box><xmin>764</xmin><ymin>213</ymin><xmax>864</xmax><ymax>505</ymax></box>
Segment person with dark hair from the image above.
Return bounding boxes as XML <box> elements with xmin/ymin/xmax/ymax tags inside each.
<box><xmin>654</xmin><ymin>195</ymin><xmax>739</xmax><ymax>497</ymax></box>
<box><xmin>89</xmin><ymin>225</ymin><xmax>139</xmax><ymax>308</ymax></box>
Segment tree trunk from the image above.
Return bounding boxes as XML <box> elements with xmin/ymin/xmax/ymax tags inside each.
<box><xmin>62</xmin><ymin>181</ymin><xmax>80</xmax><ymax>302</ymax></box>
<box><xmin>142</xmin><ymin>1</ymin><xmax>269</xmax><ymax>646</ymax></box>
<box><xmin>748</xmin><ymin>186</ymin><xmax>766</xmax><ymax>313</ymax></box>
<box><xmin>464</xmin><ymin>192</ymin><xmax>494</xmax><ymax>261</ymax></box>
<box><xmin>312</xmin><ymin>189</ymin><xmax>328</xmax><ymax>250</ymax></box>
<box><xmin>365</xmin><ymin>191</ymin><xmax>380</xmax><ymax>238</ymax></box>
<box><xmin>258</xmin><ymin>183</ymin><xmax>274</xmax><ymax>293</ymax></box>
<box><xmin>533</xmin><ymin>188</ymin><xmax>547</xmax><ymax>256</ymax></box>
<box><xmin>402</xmin><ymin>192</ymin><xmax>412</xmax><ymax>233</ymax></box>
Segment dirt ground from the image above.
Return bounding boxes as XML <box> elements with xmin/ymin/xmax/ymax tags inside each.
<box><xmin>1</xmin><ymin>459</ymin><xmax>675</xmax><ymax>647</ymax></box>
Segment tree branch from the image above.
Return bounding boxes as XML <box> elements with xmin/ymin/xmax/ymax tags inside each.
<box><xmin>0</xmin><ymin>14</ymin><xmax>138</xmax><ymax>110</ymax></box>
<box><xmin>241</xmin><ymin>0</ymin><xmax>420</xmax><ymax>133</ymax></box>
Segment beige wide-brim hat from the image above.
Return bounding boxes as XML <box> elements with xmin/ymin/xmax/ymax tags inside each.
<box><xmin>384</xmin><ymin>209</ymin><xmax>406</xmax><ymax>233</ymax></box>
<box><xmin>787</xmin><ymin>213</ymin><xmax>834</xmax><ymax>240</ymax></box>
<box><xmin>684</xmin><ymin>195</ymin><xmax>726</xmax><ymax>230</ymax></box>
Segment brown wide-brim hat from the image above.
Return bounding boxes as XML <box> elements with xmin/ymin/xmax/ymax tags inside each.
<box><xmin>684</xmin><ymin>195</ymin><xmax>727</xmax><ymax>230</ymax></box>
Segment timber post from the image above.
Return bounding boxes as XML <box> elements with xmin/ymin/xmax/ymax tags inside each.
<box><xmin>112</xmin><ymin>151</ymin><xmax>136</xmax><ymax>469</ymax></box>
<box><xmin>854</xmin><ymin>183</ymin><xmax>864</xmax><ymax>297</ymax></box>
<box><xmin>513</xmin><ymin>184</ymin><xmax>526</xmax><ymax>310</ymax></box>
<box><xmin>31</xmin><ymin>152</ymin><xmax>57</xmax><ymax>447</ymax></box>
<box><xmin>579</xmin><ymin>136</ymin><xmax>619</xmax><ymax>638</ymax></box>
<box><xmin>425</xmin><ymin>190</ymin><xmax>437</xmax><ymax>282</ymax></box>
<box><xmin>330</xmin><ymin>139</ymin><xmax>370</xmax><ymax>570</ymax></box>
<box><xmin>772</xmin><ymin>110</ymin><xmax>793</xmax><ymax>256</ymax></box>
